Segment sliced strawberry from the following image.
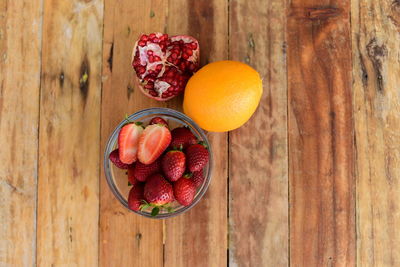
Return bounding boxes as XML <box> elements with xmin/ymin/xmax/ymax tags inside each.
<box><xmin>138</xmin><ymin>124</ymin><xmax>171</xmax><ymax>164</ymax></box>
<box><xmin>118</xmin><ymin>123</ymin><xmax>143</xmax><ymax>164</ymax></box>
<box><xmin>173</xmin><ymin>177</ymin><xmax>196</xmax><ymax>206</ymax></box>
<box><xmin>109</xmin><ymin>149</ymin><xmax>131</xmax><ymax>169</ymax></box>
<box><xmin>128</xmin><ymin>183</ymin><xmax>145</xmax><ymax>211</ymax></box>
<box><xmin>149</xmin><ymin>117</ymin><xmax>169</xmax><ymax>127</ymax></box>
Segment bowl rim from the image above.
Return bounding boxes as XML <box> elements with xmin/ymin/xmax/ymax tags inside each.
<box><xmin>103</xmin><ymin>107</ymin><xmax>213</xmax><ymax>219</ymax></box>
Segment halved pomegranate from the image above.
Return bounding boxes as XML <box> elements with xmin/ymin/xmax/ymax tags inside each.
<box><xmin>132</xmin><ymin>33</ymin><xmax>200</xmax><ymax>101</ymax></box>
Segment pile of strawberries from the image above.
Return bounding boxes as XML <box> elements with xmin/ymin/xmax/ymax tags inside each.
<box><xmin>109</xmin><ymin>116</ymin><xmax>209</xmax><ymax>216</ymax></box>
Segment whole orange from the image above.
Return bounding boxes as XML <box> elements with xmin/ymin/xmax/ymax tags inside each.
<box><xmin>183</xmin><ymin>60</ymin><xmax>263</xmax><ymax>132</ymax></box>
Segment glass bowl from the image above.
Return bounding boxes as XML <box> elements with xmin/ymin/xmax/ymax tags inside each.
<box><xmin>103</xmin><ymin>108</ymin><xmax>213</xmax><ymax>219</ymax></box>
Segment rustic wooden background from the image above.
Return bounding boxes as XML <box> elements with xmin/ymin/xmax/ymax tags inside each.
<box><xmin>1</xmin><ymin>0</ymin><xmax>399</xmax><ymax>266</ymax></box>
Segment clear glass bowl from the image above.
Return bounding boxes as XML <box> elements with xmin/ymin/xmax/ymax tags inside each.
<box><xmin>103</xmin><ymin>108</ymin><xmax>213</xmax><ymax>219</ymax></box>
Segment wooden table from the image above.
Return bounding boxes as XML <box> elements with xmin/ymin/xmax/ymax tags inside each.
<box><xmin>1</xmin><ymin>0</ymin><xmax>399</xmax><ymax>266</ymax></box>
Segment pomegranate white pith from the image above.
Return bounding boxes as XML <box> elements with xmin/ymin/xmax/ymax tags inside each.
<box><xmin>132</xmin><ymin>33</ymin><xmax>200</xmax><ymax>101</ymax></box>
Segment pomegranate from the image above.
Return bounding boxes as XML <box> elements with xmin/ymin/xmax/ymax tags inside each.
<box><xmin>132</xmin><ymin>33</ymin><xmax>199</xmax><ymax>101</ymax></box>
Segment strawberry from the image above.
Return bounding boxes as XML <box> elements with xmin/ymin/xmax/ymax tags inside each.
<box><xmin>144</xmin><ymin>174</ymin><xmax>174</xmax><ymax>205</ymax></box>
<box><xmin>109</xmin><ymin>149</ymin><xmax>131</xmax><ymax>169</ymax></box>
<box><xmin>173</xmin><ymin>177</ymin><xmax>196</xmax><ymax>206</ymax></box>
<box><xmin>161</xmin><ymin>150</ymin><xmax>186</xmax><ymax>182</ymax></box>
<box><xmin>130</xmin><ymin>159</ymin><xmax>161</xmax><ymax>182</ymax></box>
<box><xmin>170</xmin><ymin>127</ymin><xmax>197</xmax><ymax>149</ymax></box>
<box><xmin>192</xmin><ymin>170</ymin><xmax>205</xmax><ymax>188</ymax></box>
<box><xmin>127</xmin><ymin>165</ymin><xmax>139</xmax><ymax>185</ymax></box>
<box><xmin>186</xmin><ymin>143</ymin><xmax>209</xmax><ymax>172</ymax></box>
<box><xmin>149</xmin><ymin>117</ymin><xmax>168</xmax><ymax>127</ymax></box>
<box><xmin>138</xmin><ymin>124</ymin><xmax>171</xmax><ymax>164</ymax></box>
<box><xmin>118</xmin><ymin>122</ymin><xmax>143</xmax><ymax>164</ymax></box>
<box><xmin>128</xmin><ymin>183</ymin><xmax>145</xmax><ymax>211</ymax></box>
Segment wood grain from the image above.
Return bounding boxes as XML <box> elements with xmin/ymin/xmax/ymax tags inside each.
<box><xmin>0</xmin><ymin>0</ymin><xmax>42</xmax><ymax>265</ymax></box>
<box><xmin>163</xmin><ymin>1</ymin><xmax>228</xmax><ymax>266</ymax></box>
<box><xmin>100</xmin><ymin>1</ymin><xmax>169</xmax><ymax>266</ymax></box>
<box><xmin>288</xmin><ymin>1</ymin><xmax>355</xmax><ymax>266</ymax></box>
<box><xmin>352</xmin><ymin>0</ymin><xmax>400</xmax><ymax>265</ymax></box>
<box><xmin>228</xmin><ymin>0</ymin><xmax>288</xmax><ymax>266</ymax></box>
<box><xmin>37</xmin><ymin>0</ymin><xmax>103</xmax><ymax>266</ymax></box>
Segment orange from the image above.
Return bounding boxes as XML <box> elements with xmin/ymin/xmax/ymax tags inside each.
<box><xmin>183</xmin><ymin>60</ymin><xmax>263</xmax><ymax>132</ymax></box>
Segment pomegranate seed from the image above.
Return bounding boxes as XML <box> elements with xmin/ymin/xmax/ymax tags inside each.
<box><xmin>138</xmin><ymin>41</ymin><xmax>146</xmax><ymax>46</ymax></box>
<box><xmin>144</xmin><ymin>83</ymin><xmax>154</xmax><ymax>89</ymax></box>
<box><xmin>170</xmin><ymin>53</ymin><xmax>178</xmax><ymax>59</ymax></box>
<box><xmin>156</xmin><ymin>64</ymin><xmax>163</xmax><ymax>71</ymax></box>
<box><xmin>150</xmin><ymin>90</ymin><xmax>158</xmax><ymax>96</ymax></box>
<box><xmin>141</xmin><ymin>35</ymin><xmax>148</xmax><ymax>41</ymax></box>
<box><xmin>182</xmin><ymin>53</ymin><xmax>189</xmax><ymax>60</ymax></box>
<box><xmin>149</xmin><ymin>33</ymin><xmax>156</xmax><ymax>39</ymax></box>
<box><xmin>185</xmin><ymin>49</ymin><xmax>193</xmax><ymax>56</ymax></box>
<box><xmin>160</xmin><ymin>44</ymin><xmax>165</xmax><ymax>50</ymax></box>
<box><xmin>190</xmin><ymin>42</ymin><xmax>198</xmax><ymax>49</ymax></box>
<box><xmin>154</xmin><ymin>56</ymin><xmax>161</xmax><ymax>61</ymax></box>
<box><xmin>160</xmin><ymin>34</ymin><xmax>168</xmax><ymax>41</ymax></box>
<box><xmin>148</xmin><ymin>55</ymin><xmax>155</xmax><ymax>63</ymax></box>
<box><xmin>138</xmin><ymin>66</ymin><xmax>146</xmax><ymax>74</ymax></box>
<box><xmin>153</xmin><ymin>37</ymin><xmax>159</xmax><ymax>43</ymax></box>
<box><xmin>147</xmin><ymin>50</ymin><xmax>153</xmax><ymax>56</ymax></box>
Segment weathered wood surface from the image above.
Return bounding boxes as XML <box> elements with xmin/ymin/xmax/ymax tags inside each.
<box><xmin>164</xmin><ymin>1</ymin><xmax>228</xmax><ymax>267</ymax></box>
<box><xmin>99</xmin><ymin>1</ymin><xmax>167</xmax><ymax>266</ymax></box>
<box><xmin>37</xmin><ymin>0</ymin><xmax>103</xmax><ymax>266</ymax></box>
<box><xmin>352</xmin><ymin>0</ymin><xmax>400</xmax><ymax>265</ymax></box>
<box><xmin>2</xmin><ymin>0</ymin><xmax>400</xmax><ymax>265</ymax></box>
<box><xmin>288</xmin><ymin>0</ymin><xmax>356</xmax><ymax>266</ymax></box>
<box><xmin>228</xmin><ymin>0</ymin><xmax>288</xmax><ymax>266</ymax></box>
<box><xmin>0</xmin><ymin>0</ymin><xmax>42</xmax><ymax>266</ymax></box>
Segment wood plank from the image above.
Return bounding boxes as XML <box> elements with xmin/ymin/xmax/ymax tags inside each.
<box><xmin>100</xmin><ymin>1</ymin><xmax>169</xmax><ymax>266</ymax></box>
<box><xmin>287</xmin><ymin>1</ymin><xmax>356</xmax><ymax>266</ymax></box>
<box><xmin>37</xmin><ymin>0</ymin><xmax>103</xmax><ymax>266</ymax></box>
<box><xmin>352</xmin><ymin>0</ymin><xmax>400</xmax><ymax>265</ymax></box>
<box><xmin>163</xmin><ymin>1</ymin><xmax>228</xmax><ymax>266</ymax></box>
<box><xmin>228</xmin><ymin>0</ymin><xmax>288</xmax><ymax>266</ymax></box>
<box><xmin>0</xmin><ymin>0</ymin><xmax>42</xmax><ymax>265</ymax></box>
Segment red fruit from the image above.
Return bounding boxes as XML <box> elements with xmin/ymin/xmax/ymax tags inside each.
<box><xmin>186</xmin><ymin>143</ymin><xmax>209</xmax><ymax>172</ymax></box>
<box><xmin>192</xmin><ymin>170</ymin><xmax>205</xmax><ymax>188</ymax></box>
<box><xmin>118</xmin><ymin>123</ymin><xmax>143</xmax><ymax>164</ymax></box>
<box><xmin>173</xmin><ymin>177</ymin><xmax>196</xmax><ymax>206</ymax></box>
<box><xmin>132</xmin><ymin>33</ymin><xmax>200</xmax><ymax>101</ymax></box>
<box><xmin>131</xmin><ymin>159</ymin><xmax>161</xmax><ymax>182</ymax></box>
<box><xmin>109</xmin><ymin>149</ymin><xmax>131</xmax><ymax>169</ymax></box>
<box><xmin>138</xmin><ymin>124</ymin><xmax>171</xmax><ymax>164</ymax></box>
<box><xmin>161</xmin><ymin>150</ymin><xmax>186</xmax><ymax>182</ymax></box>
<box><xmin>127</xmin><ymin>165</ymin><xmax>139</xmax><ymax>185</ymax></box>
<box><xmin>144</xmin><ymin>174</ymin><xmax>174</xmax><ymax>205</ymax></box>
<box><xmin>149</xmin><ymin>117</ymin><xmax>168</xmax><ymax>127</ymax></box>
<box><xmin>128</xmin><ymin>183</ymin><xmax>145</xmax><ymax>211</ymax></box>
<box><xmin>170</xmin><ymin>127</ymin><xmax>197</xmax><ymax>149</ymax></box>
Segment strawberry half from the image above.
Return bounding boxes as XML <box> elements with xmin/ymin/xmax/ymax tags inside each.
<box><xmin>128</xmin><ymin>183</ymin><xmax>145</xmax><ymax>211</ymax></box>
<box><xmin>131</xmin><ymin>159</ymin><xmax>161</xmax><ymax>182</ymax></box>
<box><xmin>144</xmin><ymin>174</ymin><xmax>174</xmax><ymax>205</ymax></box>
<box><xmin>192</xmin><ymin>170</ymin><xmax>205</xmax><ymax>188</ymax></box>
<box><xmin>161</xmin><ymin>150</ymin><xmax>186</xmax><ymax>182</ymax></box>
<box><xmin>186</xmin><ymin>143</ymin><xmax>209</xmax><ymax>172</ymax></box>
<box><xmin>173</xmin><ymin>177</ymin><xmax>196</xmax><ymax>206</ymax></box>
<box><xmin>138</xmin><ymin>124</ymin><xmax>171</xmax><ymax>164</ymax></box>
<box><xmin>109</xmin><ymin>149</ymin><xmax>131</xmax><ymax>169</ymax></box>
<box><xmin>118</xmin><ymin>122</ymin><xmax>143</xmax><ymax>164</ymax></box>
<box><xmin>170</xmin><ymin>127</ymin><xmax>197</xmax><ymax>150</ymax></box>
<box><xmin>149</xmin><ymin>117</ymin><xmax>168</xmax><ymax>127</ymax></box>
